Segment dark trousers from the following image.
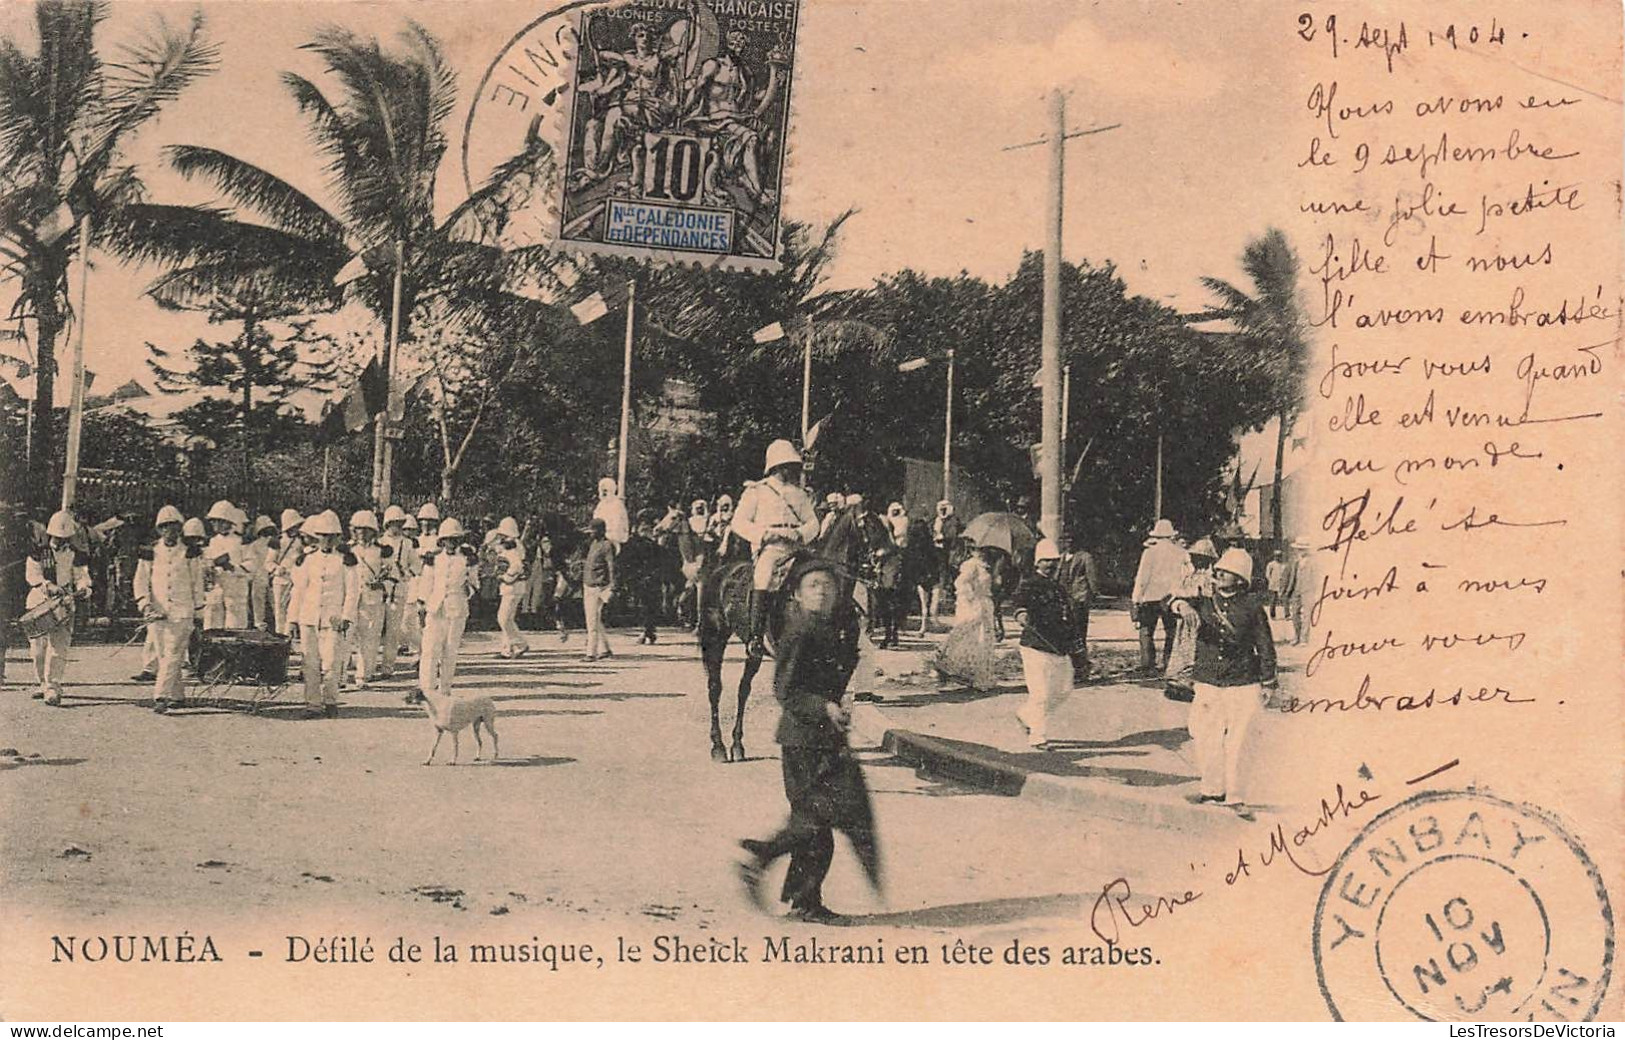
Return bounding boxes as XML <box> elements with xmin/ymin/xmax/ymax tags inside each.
<box><xmin>1070</xmin><ymin>601</ymin><xmax>1092</xmax><ymax>675</ymax></box>
<box><xmin>751</xmin><ymin>747</ymin><xmax>872</xmax><ymax>910</ymax></box>
<box><xmin>636</xmin><ymin>583</ymin><xmax>659</xmax><ymax>640</ymax></box>
<box><xmin>1135</xmin><ymin>601</ymin><xmax>1178</xmax><ymax>672</ymax></box>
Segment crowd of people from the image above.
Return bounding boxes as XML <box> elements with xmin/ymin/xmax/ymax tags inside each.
<box><xmin>7</xmin><ymin>436</ymin><xmax>1315</xmax><ymax>916</ymax></box>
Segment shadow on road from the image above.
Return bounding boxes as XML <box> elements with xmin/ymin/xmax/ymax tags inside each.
<box><xmin>0</xmin><ymin>756</ymin><xmax>89</xmax><ymax>771</ymax></box>
<box><xmin>492</xmin><ymin>690</ymin><xmax>685</xmax><ymax>703</ymax></box>
<box><xmin>842</xmin><ymin>892</ymin><xmax>1085</xmax><ymax>928</ymax></box>
<box><xmin>485</xmin><ymin>755</ymin><xmax>576</xmax><ymax>768</ymax></box>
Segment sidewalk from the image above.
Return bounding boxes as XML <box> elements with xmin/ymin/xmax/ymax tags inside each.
<box><xmin>849</xmin><ymin>604</ymin><xmax>1323</xmax><ymax>832</ymax></box>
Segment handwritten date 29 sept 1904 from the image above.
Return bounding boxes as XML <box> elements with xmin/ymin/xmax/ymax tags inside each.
<box><xmin>1297</xmin><ymin>13</ymin><xmax>1514</xmax><ymax>72</ymax></box>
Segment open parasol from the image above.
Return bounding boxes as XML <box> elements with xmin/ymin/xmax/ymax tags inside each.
<box><xmin>962</xmin><ymin>511</ymin><xmax>1037</xmax><ymax>556</ymax></box>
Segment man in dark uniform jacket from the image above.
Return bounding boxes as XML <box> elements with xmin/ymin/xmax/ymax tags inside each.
<box><xmin>737</xmin><ymin>557</ymin><xmax>879</xmax><ymax>923</ymax></box>
<box><xmin>1057</xmin><ymin>533</ymin><xmax>1102</xmax><ymax>682</ymax></box>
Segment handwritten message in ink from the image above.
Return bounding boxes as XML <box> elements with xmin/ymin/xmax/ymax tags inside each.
<box><xmin>1287</xmin><ymin>9</ymin><xmax>1618</xmax><ymax>717</ymax></box>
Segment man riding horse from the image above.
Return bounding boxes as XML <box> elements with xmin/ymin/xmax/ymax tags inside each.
<box><xmin>730</xmin><ymin>439</ymin><xmax>820</xmax><ymax>657</ymax></box>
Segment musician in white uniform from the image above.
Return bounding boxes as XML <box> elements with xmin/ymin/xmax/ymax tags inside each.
<box><xmin>25</xmin><ymin>511</ymin><xmax>91</xmax><ymax>705</ymax></box>
<box><xmin>133</xmin><ymin>505</ymin><xmax>205</xmax><ymax>713</ymax></box>
<box><xmin>730</xmin><ymin>439</ymin><xmax>819</xmax><ymax>656</ymax></box>
<box><xmin>346</xmin><ymin>509</ymin><xmax>388</xmax><ymax>688</ymax></box>
<box><xmin>203</xmin><ymin>500</ymin><xmax>249</xmax><ymax>629</ymax></box>
<box><xmin>419</xmin><ymin>517</ymin><xmax>479</xmax><ymax>702</ymax></box>
<box><xmin>493</xmin><ymin>516</ymin><xmax>529</xmax><ymax>658</ymax></box>
<box><xmin>378</xmin><ymin>505</ymin><xmax>416</xmax><ymax>677</ymax></box>
<box><xmin>244</xmin><ymin>514</ymin><xmax>276</xmax><ymax>630</ymax></box>
<box><xmin>287</xmin><ymin>510</ymin><xmax>359</xmax><ymax>719</ymax></box>
<box><xmin>267</xmin><ymin>509</ymin><xmax>303</xmax><ymax>636</ymax></box>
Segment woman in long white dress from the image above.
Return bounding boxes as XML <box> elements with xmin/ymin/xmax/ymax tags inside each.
<box><xmin>932</xmin><ymin>552</ymin><xmax>999</xmax><ymax>689</ymax></box>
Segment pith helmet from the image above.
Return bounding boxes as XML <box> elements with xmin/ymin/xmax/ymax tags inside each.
<box><xmin>183</xmin><ymin>518</ymin><xmax>207</xmax><ymax>539</ymax></box>
<box><xmin>598</xmin><ymin>476</ymin><xmax>618</xmax><ymax>496</ymax></box>
<box><xmin>497</xmin><ymin>516</ymin><xmax>521</xmax><ymax>539</ymax></box>
<box><xmin>437</xmin><ymin>517</ymin><xmax>466</xmax><ymax>539</ymax></box>
<box><xmin>763</xmin><ymin>439</ymin><xmax>802</xmax><ymax>474</ymax></box>
<box><xmin>303</xmin><ymin>510</ymin><xmax>342</xmax><ymax>537</ymax></box>
<box><xmin>280</xmin><ymin>508</ymin><xmax>303</xmax><ymax>532</ymax></box>
<box><xmin>155</xmin><ymin>504</ymin><xmax>185</xmax><ymax>528</ymax></box>
<box><xmin>416</xmin><ymin>502</ymin><xmax>441</xmax><ymax>522</ymax></box>
<box><xmin>254</xmin><ymin>514</ymin><xmax>276</xmax><ymax>535</ymax></box>
<box><xmin>350</xmin><ymin>509</ymin><xmax>379</xmax><ymax>531</ymax></box>
<box><xmin>382</xmin><ymin>505</ymin><xmax>408</xmax><ymax>526</ymax></box>
<box><xmin>1034</xmin><ymin>538</ymin><xmax>1062</xmax><ymax>562</ymax></box>
<box><xmin>46</xmin><ymin>510</ymin><xmax>77</xmax><ymax>538</ymax></box>
<box><xmin>1215</xmin><ymin>547</ymin><xmax>1254</xmax><ymax>583</ymax></box>
<box><xmin>206</xmin><ymin>500</ymin><xmax>238</xmax><ymax>523</ymax></box>
<box><xmin>1188</xmin><ymin>537</ymin><xmax>1218</xmax><ymax>560</ymax></box>
<box><xmin>402</xmin><ymin>515</ymin><xmax>420</xmax><ymax>532</ymax></box>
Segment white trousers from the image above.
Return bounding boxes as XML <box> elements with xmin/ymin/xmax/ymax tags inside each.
<box><xmin>1017</xmin><ymin>646</ymin><xmax>1073</xmax><ymax>745</ymax></box>
<box><xmin>271</xmin><ymin>579</ymin><xmax>294</xmax><ymax>635</ymax></box>
<box><xmin>141</xmin><ymin>624</ymin><xmax>160</xmax><ymax>674</ymax></box>
<box><xmin>301</xmin><ymin>623</ymin><xmax>347</xmax><ymax>706</ymax></box>
<box><xmin>583</xmin><ymin>584</ymin><xmax>611</xmax><ymax>656</ymax></box>
<box><xmin>248</xmin><ymin>574</ymin><xmax>271</xmax><ymax>629</ymax></box>
<box><xmin>30</xmin><ymin>625</ymin><xmax>72</xmax><ymax>701</ymax></box>
<box><xmin>420</xmin><ymin>608</ymin><xmax>468</xmax><ymax>699</ymax></box>
<box><xmin>752</xmin><ymin>543</ymin><xmax>794</xmax><ymax>590</ymax></box>
<box><xmin>497</xmin><ymin>586</ymin><xmax>526</xmax><ymax>652</ymax></box>
<box><xmin>381</xmin><ymin>595</ymin><xmax>407</xmax><ymax>671</ymax></box>
<box><xmin>152</xmin><ymin>618</ymin><xmax>192</xmax><ymax>703</ymax></box>
<box><xmin>206</xmin><ymin>580</ymin><xmax>249</xmax><ymax>629</ymax></box>
<box><xmin>350</xmin><ymin>597</ymin><xmax>385</xmax><ymax>683</ymax></box>
<box><xmin>1188</xmin><ymin>682</ymin><xmax>1263</xmax><ymax>800</ymax></box>
<box><xmin>849</xmin><ymin>583</ymin><xmax>878</xmax><ymax>696</ymax></box>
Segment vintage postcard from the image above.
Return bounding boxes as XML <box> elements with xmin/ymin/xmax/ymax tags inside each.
<box><xmin>0</xmin><ymin>0</ymin><xmax>1619</xmax><ymax>1024</ymax></box>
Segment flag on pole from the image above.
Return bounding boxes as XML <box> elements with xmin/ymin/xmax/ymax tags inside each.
<box><xmin>342</xmin><ymin>389</ymin><xmax>369</xmax><ymax>433</ymax></box>
<box><xmin>752</xmin><ymin>321</ymin><xmax>785</xmax><ymax>344</ymax></box>
<box><xmin>333</xmin><ymin>253</ymin><xmax>368</xmax><ymax>287</ymax></box>
<box><xmin>34</xmin><ymin>203</ymin><xmax>75</xmax><ymax>246</ymax></box>
<box><xmin>805</xmin><ymin>413</ymin><xmax>830</xmax><ymax>450</ymax></box>
<box><xmin>570</xmin><ymin>292</ymin><xmax>610</xmax><ymax>325</ymax></box>
<box><xmin>897</xmin><ymin>357</ymin><xmax>929</xmax><ymax>373</ymax></box>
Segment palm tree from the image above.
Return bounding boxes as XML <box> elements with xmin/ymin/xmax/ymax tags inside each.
<box><xmin>120</xmin><ymin>21</ymin><xmax>532</xmax><ymax>505</ymax></box>
<box><xmin>0</xmin><ymin>0</ymin><xmax>216</xmax><ymax>503</ymax></box>
<box><xmin>1200</xmin><ymin>228</ymin><xmax>1309</xmax><ymax>547</ymax></box>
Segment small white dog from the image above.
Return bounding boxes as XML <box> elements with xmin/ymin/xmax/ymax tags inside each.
<box><xmin>420</xmin><ymin>688</ymin><xmax>500</xmax><ymax>765</ymax></box>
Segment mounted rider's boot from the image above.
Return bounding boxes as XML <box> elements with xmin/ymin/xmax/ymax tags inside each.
<box><xmin>746</xmin><ymin>589</ymin><xmax>769</xmax><ymax>658</ymax></box>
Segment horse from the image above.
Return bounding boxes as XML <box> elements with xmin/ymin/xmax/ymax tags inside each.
<box><xmin>695</xmin><ymin>550</ymin><xmax>859</xmax><ymax>763</ymax></box>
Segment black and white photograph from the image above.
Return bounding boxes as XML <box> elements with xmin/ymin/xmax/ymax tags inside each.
<box><xmin>0</xmin><ymin>0</ymin><xmax>1619</xmax><ymax>1024</ymax></box>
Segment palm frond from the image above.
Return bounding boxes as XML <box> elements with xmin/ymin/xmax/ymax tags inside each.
<box><xmin>165</xmin><ymin>145</ymin><xmax>344</xmax><ymax>244</ymax></box>
<box><xmin>75</xmin><ymin>9</ymin><xmax>218</xmax><ymax>198</ymax></box>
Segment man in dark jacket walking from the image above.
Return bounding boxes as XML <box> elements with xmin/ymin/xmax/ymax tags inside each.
<box><xmin>1057</xmin><ymin>534</ymin><xmax>1101</xmax><ymax>682</ymax></box>
<box><xmin>1174</xmin><ymin>547</ymin><xmax>1277</xmax><ymax>817</ymax></box>
<box><xmin>737</xmin><ymin>558</ymin><xmax>879</xmax><ymax>923</ymax></box>
<box><xmin>1013</xmin><ymin>538</ymin><xmax>1078</xmax><ymax>746</ymax></box>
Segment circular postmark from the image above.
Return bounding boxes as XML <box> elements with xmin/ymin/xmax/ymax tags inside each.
<box><xmin>459</xmin><ymin>2</ymin><xmax>597</xmax><ymax>246</ymax></box>
<box><xmin>1314</xmin><ymin>789</ymin><xmax>1613</xmax><ymax>1021</ymax></box>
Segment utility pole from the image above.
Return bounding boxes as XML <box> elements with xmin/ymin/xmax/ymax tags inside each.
<box><xmin>1154</xmin><ymin>431</ymin><xmax>1164</xmax><ymax>520</ymax></box>
<box><xmin>1039</xmin><ymin>90</ymin><xmax>1065</xmax><ymax>545</ymax></box>
<box><xmin>617</xmin><ymin>279</ymin><xmax>636</xmax><ymax>495</ymax></box>
<box><xmin>372</xmin><ymin>240</ymin><xmax>405</xmax><ymax>507</ymax></box>
<box><xmin>942</xmin><ymin>348</ymin><xmax>955</xmax><ymax>503</ymax></box>
<box><xmin>59</xmin><ymin>214</ymin><xmax>92</xmax><ymax>512</ymax></box>
<box><xmin>799</xmin><ymin>314</ymin><xmax>814</xmax><ymax>447</ymax></box>
<box><xmin>1003</xmin><ymin>100</ymin><xmax>1119</xmax><ymax>544</ymax></box>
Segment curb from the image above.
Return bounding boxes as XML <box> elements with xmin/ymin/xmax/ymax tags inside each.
<box><xmin>853</xmin><ymin>705</ymin><xmax>1245</xmax><ymax>833</ymax></box>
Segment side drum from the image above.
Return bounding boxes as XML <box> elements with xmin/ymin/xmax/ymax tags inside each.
<box><xmin>17</xmin><ymin>597</ymin><xmax>72</xmax><ymax>640</ymax></box>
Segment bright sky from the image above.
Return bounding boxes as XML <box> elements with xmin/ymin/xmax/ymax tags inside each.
<box><xmin>1</xmin><ymin>0</ymin><xmax>1293</xmax><ymax>396</ymax></box>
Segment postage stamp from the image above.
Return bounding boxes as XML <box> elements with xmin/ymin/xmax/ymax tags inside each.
<box><xmin>551</xmin><ymin>0</ymin><xmax>801</xmax><ymax>269</ymax></box>
<box><xmin>1313</xmin><ymin>789</ymin><xmax>1615</xmax><ymax>1022</ymax></box>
